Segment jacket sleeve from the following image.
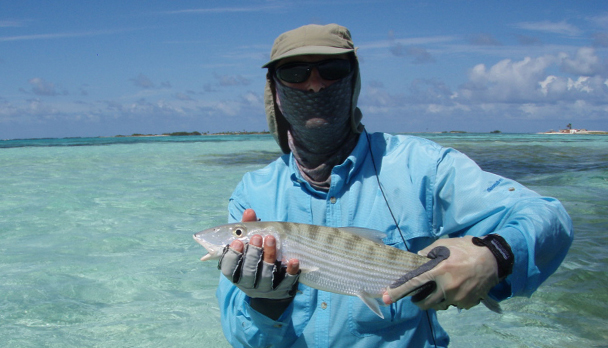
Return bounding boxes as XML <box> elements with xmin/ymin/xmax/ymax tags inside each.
<box><xmin>216</xmin><ymin>276</ymin><xmax>300</xmax><ymax>348</ymax></box>
<box><xmin>431</xmin><ymin>147</ymin><xmax>573</xmax><ymax>300</ymax></box>
<box><xmin>214</xmin><ymin>181</ymin><xmax>301</xmax><ymax>348</ymax></box>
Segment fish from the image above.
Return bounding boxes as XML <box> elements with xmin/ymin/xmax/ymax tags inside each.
<box><xmin>193</xmin><ymin>221</ymin><xmax>501</xmax><ymax>318</ymax></box>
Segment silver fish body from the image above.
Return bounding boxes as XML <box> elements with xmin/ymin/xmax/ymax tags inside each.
<box><xmin>194</xmin><ymin>221</ymin><xmax>430</xmax><ymax>317</ymax></box>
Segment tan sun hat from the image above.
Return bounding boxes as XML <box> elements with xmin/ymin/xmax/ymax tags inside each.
<box><xmin>263</xmin><ymin>24</ymin><xmax>363</xmax><ymax>153</ymax></box>
<box><xmin>262</xmin><ymin>24</ymin><xmax>357</xmax><ymax>68</ymax></box>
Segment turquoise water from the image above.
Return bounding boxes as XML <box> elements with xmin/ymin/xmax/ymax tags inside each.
<box><xmin>1</xmin><ymin>134</ymin><xmax>607</xmax><ymax>347</ymax></box>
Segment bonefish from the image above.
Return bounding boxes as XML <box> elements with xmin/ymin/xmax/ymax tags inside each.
<box><xmin>194</xmin><ymin>221</ymin><xmax>501</xmax><ymax>318</ymax></box>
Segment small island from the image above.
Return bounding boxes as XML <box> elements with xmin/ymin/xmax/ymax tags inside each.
<box><xmin>114</xmin><ymin>130</ymin><xmax>270</xmax><ymax>138</ymax></box>
<box><xmin>539</xmin><ymin>123</ymin><xmax>608</xmax><ymax>135</ymax></box>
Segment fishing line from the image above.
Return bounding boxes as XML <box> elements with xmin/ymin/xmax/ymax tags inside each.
<box><xmin>364</xmin><ymin>129</ymin><xmax>438</xmax><ymax>348</ymax></box>
<box><xmin>364</xmin><ymin>129</ymin><xmax>410</xmax><ymax>252</ymax></box>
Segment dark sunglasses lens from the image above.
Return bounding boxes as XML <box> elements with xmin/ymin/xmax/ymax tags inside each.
<box><xmin>276</xmin><ymin>59</ymin><xmax>352</xmax><ymax>83</ymax></box>
<box><xmin>318</xmin><ymin>60</ymin><xmax>352</xmax><ymax>80</ymax></box>
<box><xmin>276</xmin><ymin>64</ymin><xmax>310</xmax><ymax>83</ymax></box>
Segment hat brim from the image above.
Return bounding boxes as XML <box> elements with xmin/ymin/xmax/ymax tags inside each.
<box><xmin>262</xmin><ymin>46</ymin><xmax>355</xmax><ymax>68</ymax></box>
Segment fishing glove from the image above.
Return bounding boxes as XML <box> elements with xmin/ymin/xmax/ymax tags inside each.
<box><xmin>218</xmin><ymin>243</ymin><xmax>300</xmax><ymax>300</ymax></box>
<box><xmin>386</xmin><ymin>235</ymin><xmax>512</xmax><ymax>311</ymax></box>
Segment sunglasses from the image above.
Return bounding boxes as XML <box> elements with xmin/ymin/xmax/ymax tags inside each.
<box><xmin>275</xmin><ymin>59</ymin><xmax>352</xmax><ymax>84</ymax></box>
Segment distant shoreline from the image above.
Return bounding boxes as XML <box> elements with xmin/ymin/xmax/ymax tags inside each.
<box><xmin>115</xmin><ymin>131</ymin><xmax>271</xmax><ymax>138</ymax></box>
<box><xmin>120</xmin><ymin>130</ymin><xmax>608</xmax><ymax>137</ymax></box>
<box><xmin>5</xmin><ymin>130</ymin><xmax>608</xmax><ymax>142</ymax></box>
<box><xmin>537</xmin><ymin>130</ymin><xmax>608</xmax><ymax>135</ymax></box>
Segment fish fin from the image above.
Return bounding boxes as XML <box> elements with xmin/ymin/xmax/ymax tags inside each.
<box><xmin>341</xmin><ymin>227</ymin><xmax>387</xmax><ymax>243</ymax></box>
<box><xmin>481</xmin><ymin>297</ymin><xmax>502</xmax><ymax>314</ymax></box>
<box><xmin>299</xmin><ymin>266</ymin><xmax>319</xmax><ymax>274</ymax></box>
<box><xmin>356</xmin><ymin>292</ymin><xmax>384</xmax><ymax>319</ymax></box>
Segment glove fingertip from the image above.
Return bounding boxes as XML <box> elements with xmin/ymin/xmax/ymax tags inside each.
<box><xmin>382</xmin><ymin>292</ymin><xmax>395</xmax><ymax>305</ymax></box>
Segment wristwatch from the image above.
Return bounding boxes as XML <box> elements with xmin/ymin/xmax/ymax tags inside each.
<box><xmin>472</xmin><ymin>234</ymin><xmax>514</xmax><ymax>279</ymax></box>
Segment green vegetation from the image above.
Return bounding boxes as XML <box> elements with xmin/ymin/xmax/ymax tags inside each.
<box><xmin>213</xmin><ymin>130</ymin><xmax>270</xmax><ymax>135</ymax></box>
<box><xmin>162</xmin><ymin>131</ymin><xmax>202</xmax><ymax>136</ymax></box>
<box><xmin>114</xmin><ymin>130</ymin><xmax>271</xmax><ymax>138</ymax></box>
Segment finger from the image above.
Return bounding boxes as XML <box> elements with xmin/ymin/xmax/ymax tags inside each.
<box><xmin>417</xmin><ymin>287</ymin><xmax>446</xmax><ymax>310</ymax></box>
<box><xmin>239</xmin><ymin>243</ymin><xmax>263</xmax><ymax>288</ymax></box>
<box><xmin>385</xmin><ymin>273</ymin><xmax>429</xmax><ymax>304</ymax></box>
<box><xmin>250</xmin><ymin>234</ymin><xmax>263</xmax><ymax>248</ymax></box>
<box><xmin>242</xmin><ymin>209</ymin><xmax>258</xmax><ymax>222</ymax></box>
<box><xmin>230</xmin><ymin>240</ymin><xmax>244</xmax><ymax>253</ymax></box>
<box><xmin>410</xmin><ymin>281</ymin><xmax>437</xmax><ymax>303</ymax></box>
<box><xmin>263</xmin><ymin>235</ymin><xmax>277</xmax><ymax>264</ymax></box>
<box><xmin>256</xmin><ymin>261</ymin><xmax>276</xmax><ymax>292</ymax></box>
<box><xmin>418</xmin><ymin>238</ymin><xmax>452</xmax><ymax>257</ymax></box>
<box><xmin>382</xmin><ymin>292</ymin><xmax>393</xmax><ymax>305</ymax></box>
<box><xmin>383</xmin><ymin>281</ymin><xmax>429</xmax><ymax>305</ymax></box>
<box><xmin>286</xmin><ymin>259</ymin><xmax>300</xmax><ymax>275</ymax></box>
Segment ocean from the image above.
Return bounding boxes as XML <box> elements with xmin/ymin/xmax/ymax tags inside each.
<box><xmin>1</xmin><ymin>133</ymin><xmax>606</xmax><ymax>347</ymax></box>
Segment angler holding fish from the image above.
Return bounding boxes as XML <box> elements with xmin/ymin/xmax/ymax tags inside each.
<box><xmin>195</xmin><ymin>24</ymin><xmax>573</xmax><ymax>348</ymax></box>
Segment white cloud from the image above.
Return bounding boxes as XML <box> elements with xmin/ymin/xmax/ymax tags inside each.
<box><xmin>559</xmin><ymin>47</ymin><xmax>606</xmax><ymax>76</ymax></box>
<box><xmin>539</xmin><ymin>75</ymin><xmax>563</xmax><ymax>96</ymax></box>
<box><xmin>359</xmin><ymin>48</ymin><xmax>608</xmax><ymax>132</ymax></box>
<box><xmin>0</xmin><ymin>29</ymin><xmax>126</xmax><ymax>42</ymax></box>
<box><xmin>460</xmin><ymin>56</ymin><xmax>554</xmax><ymax>102</ymax></box>
<box><xmin>130</xmin><ymin>74</ymin><xmax>155</xmax><ymax>89</ymax></box>
<box><xmin>516</xmin><ymin>34</ymin><xmax>542</xmax><ymax>46</ymax></box>
<box><xmin>568</xmin><ymin>76</ymin><xmax>592</xmax><ymax>93</ymax></box>
<box><xmin>388</xmin><ymin>42</ymin><xmax>436</xmax><ymax>64</ymax></box>
<box><xmin>592</xmin><ymin>32</ymin><xmax>608</xmax><ymax>47</ymax></box>
<box><xmin>406</xmin><ymin>46</ymin><xmax>435</xmax><ymax>64</ymax></box>
<box><xmin>539</xmin><ymin>74</ymin><xmax>608</xmax><ymax>99</ymax></box>
<box><xmin>458</xmin><ymin>50</ymin><xmax>608</xmax><ymax>105</ymax></box>
<box><xmin>214</xmin><ymin>73</ymin><xmax>251</xmax><ymax>87</ymax></box>
<box><xmin>589</xmin><ymin>13</ymin><xmax>608</xmax><ymax>29</ymax></box>
<box><xmin>514</xmin><ymin>20</ymin><xmax>583</xmax><ymax>36</ymax></box>
<box><xmin>27</xmin><ymin>78</ymin><xmax>67</xmax><ymax>96</ymax></box>
<box><xmin>367</xmin><ymin>32</ymin><xmax>456</xmax><ymax>53</ymax></box>
<box><xmin>175</xmin><ymin>92</ymin><xmax>193</xmax><ymax>101</ymax></box>
<box><xmin>0</xmin><ymin>20</ymin><xmax>27</xmax><ymax>28</ymax></box>
<box><xmin>240</xmin><ymin>91</ymin><xmax>263</xmax><ymax>109</ymax></box>
<box><xmin>468</xmin><ymin>33</ymin><xmax>502</xmax><ymax>46</ymax></box>
<box><xmin>160</xmin><ymin>4</ymin><xmax>283</xmax><ymax>15</ymax></box>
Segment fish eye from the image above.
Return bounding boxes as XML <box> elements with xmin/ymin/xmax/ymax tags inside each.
<box><xmin>233</xmin><ymin>228</ymin><xmax>244</xmax><ymax>237</ymax></box>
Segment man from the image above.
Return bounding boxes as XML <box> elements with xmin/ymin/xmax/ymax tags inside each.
<box><xmin>216</xmin><ymin>24</ymin><xmax>572</xmax><ymax>347</ymax></box>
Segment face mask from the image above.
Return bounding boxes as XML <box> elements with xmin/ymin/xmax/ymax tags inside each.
<box><xmin>274</xmin><ymin>71</ymin><xmax>354</xmax><ymax>158</ymax></box>
<box><xmin>274</xmin><ymin>72</ymin><xmax>358</xmax><ymax>190</ymax></box>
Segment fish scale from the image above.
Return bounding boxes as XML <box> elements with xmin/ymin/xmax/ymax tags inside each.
<box><xmin>286</xmin><ymin>223</ymin><xmax>429</xmax><ymax>295</ymax></box>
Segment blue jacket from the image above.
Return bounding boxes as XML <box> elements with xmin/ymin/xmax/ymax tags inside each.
<box><xmin>217</xmin><ymin>132</ymin><xmax>573</xmax><ymax>347</ymax></box>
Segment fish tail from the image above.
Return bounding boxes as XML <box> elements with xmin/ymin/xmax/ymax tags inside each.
<box><xmin>481</xmin><ymin>297</ymin><xmax>502</xmax><ymax>314</ymax></box>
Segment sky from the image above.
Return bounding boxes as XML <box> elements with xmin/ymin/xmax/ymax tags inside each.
<box><xmin>1</xmin><ymin>0</ymin><xmax>608</xmax><ymax>139</ymax></box>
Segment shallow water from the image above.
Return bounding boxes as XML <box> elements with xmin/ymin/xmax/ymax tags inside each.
<box><xmin>424</xmin><ymin>134</ymin><xmax>608</xmax><ymax>347</ymax></box>
<box><xmin>1</xmin><ymin>133</ymin><xmax>607</xmax><ymax>347</ymax></box>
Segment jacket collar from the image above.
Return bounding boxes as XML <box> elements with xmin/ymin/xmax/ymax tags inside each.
<box><xmin>288</xmin><ymin>132</ymin><xmax>370</xmax><ymax>194</ymax></box>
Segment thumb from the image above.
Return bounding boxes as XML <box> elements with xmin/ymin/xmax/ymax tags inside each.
<box><xmin>418</xmin><ymin>242</ymin><xmax>442</xmax><ymax>257</ymax></box>
<box><xmin>241</xmin><ymin>209</ymin><xmax>258</xmax><ymax>222</ymax></box>
<box><xmin>384</xmin><ymin>246</ymin><xmax>450</xmax><ymax>304</ymax></box>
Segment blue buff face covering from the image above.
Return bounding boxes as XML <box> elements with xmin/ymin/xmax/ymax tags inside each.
<box><xmin>274</xmin><ymin>72</ymin><xmax>358</xmax><ymax>190</ymax></box>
